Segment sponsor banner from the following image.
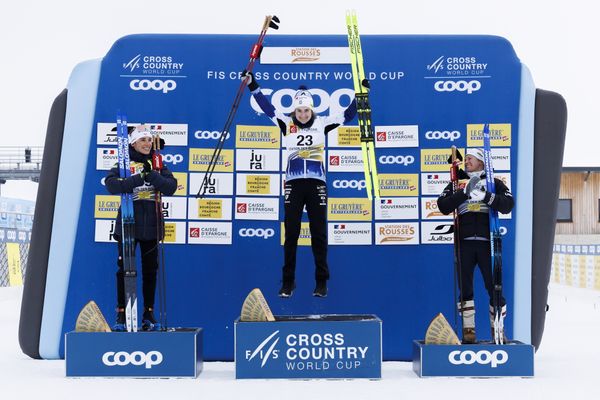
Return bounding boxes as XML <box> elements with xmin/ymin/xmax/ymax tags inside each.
<box><xmin>163</xmin><ymin>221</ymin><xmax>187</xmax><ymax>244</ymax></box>
<box><xmin>330</xmin><ymin>177</ymin><xmax>367</xmax><ymax>194</ymax></box>
<box><xmin>161</xmin><ymin>197</ymin><xmax>187</xmax><ymax>220</ymax></box>
<box><xmin>236</xmin><ymin>174</ymin><xmax>280</xmax><ymax>196</ymax></box>
<box><xmin>65</xmin><ymin>329</ymin><xmax>202</xmax><ymax>377</ymax></box>
<box><xmin>94</xmin><ymin>195</ymin><xmax>120</xmax><ymax>219</ymax></box>
<box><xmin>189</xmin><ymin>149</ymin><xmax>234</xmax><ymax>172</ymax></box>
<box><xmin>260</xmin><ymin>47</ymin><xmax>350</xmax><ymax>64</ymax></box>
<box><xmin>489</xmin><ymin>148</ymin><xmax>511</xmax><ymax>171</ymax></box>
<box><xmin>236</xmin><ymin>125</ymin><xmax>280</xmax><ymax>148</ymax></box>
<box><xmin>375</xmin><ymin>222</ymin><xmax>419</xmax><ymax>245</ymax></box>
<box><xmin>187</xmin><ymin>198</ymin><xmax>232</xmax><ymax>220</ymax></box>
<box><xmin>172</xmin><ymin>172</ymin><xmax>187</xmax><ymax>196</ymax></box>
<box><xmin>327</xmin><ymin>150</ymin><xmax>364</xmax><ymax>172</ymax></box>
<box><xmin>193</xmin><ymin>129</ymin><xmax>231</xmax><ymax>141</ymax></box>
<box><xmin>147</xmin><ymin>124</ymin><xmax>188</xmax><ymax>146</ymax></box>
<box><xmin>328</xmin><ymin>126</ymin><xmax>361</xmax><ymax>147</ymax></box>
<box><xmin>374</xmin><ymin>197</ymin><xmax>419</xmax><ymax>220</ymax></box>
<box><xmin>96</xmin><ymin>122</ymin><xmax>188</xmax><ymax>146</ymax></box>
<box><xmin>96</xmin><ymin>148</ymin><xmax>118</xmax><ymax>170</ymax></box>
<box><xmin>235</xmin><ymin>197</ymin><xmax>280</xmax><ymax>221</ymax></box>
<box><xmin>238</xmin><ymin>225</ymin><xmax>277</xmax><ymax>240</ymax></box>
<box><xmin>421</xmin><ymin>148</ymin><xmax>464</xmax><ymax>172</ymax></box>
<box><xmin>6</xmin><ymin>242</ymin><xmax>23</xmax><ymax>286</ymax></box>
<box><xmin>378</xmin><ymin>174</ymin><xmax>419</xmax><ymax>197</ymax></box>
<box><xmin>328</xmin><ymin>198</ymin><xmax>372</xmax><ymax>221</ymax></box>
<box><xmin>235</xmin><ymin>316</ymin><xmax>382</xmax><ymax>379</ymax></box>
<box><xmin>377</xmin><ymin>153</ymin><xmax>416</xmax><ymax>168</ymax></box>
<box><xmin>420</xmin><ymin>173</ymin><xmax>450</xmax><ymax>196</ymax></box>
<box><xmin>421</xmin><ymin>222</ymin><xmax>454</xmax><ymax>244</ymax></box>
<box><xmin>413</xmin><ymin>341</ymin><xmax>534</xmax><ymax>377</ymax></box>
<box><xmin>328</xmin><ymin>223</ymin><xmax>372</xmax><ymax>245</ymax></box>
<box><xmin>423</xmin><ymin>129</ymin><xmax>461</xmax><ymax>142</ymax></box>
<box><xmin>420</xmin><ymin>197</ymin><xmax>451</xmax><ymax>220</ymax></box>
<box><xmin>95</xmin><ymin>219</ymin><xmax>117</xmax><ymax>243</ymax></box>
<box><xmin>466</xmin><ymin>123</ymin><xmax>512</xmax><ymax>146</ymax></box>
<box><xmin>189</xmin><ymin>172</ymin><xmax>233</xmax><ymax>196</ymax></box>
<box><xmin>236</xmin><ymin>149</ymin><xmax>280</xmax><ymax>172</ymax></box>
<box><xmin>188</xmin><ymin>221</ymin><xmax>233</xmax><ymax>245</ymax></box>
<box><xmin>374</xmin><ymin>125</ymin><xmax>419</xmax><ymax>148</ymax></box>
<box><xmin>281</xmin><ymin>221</ymin><xmax>312</xmax><ymax>246</ymax></box>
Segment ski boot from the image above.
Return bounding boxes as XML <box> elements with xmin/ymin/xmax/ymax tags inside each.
<box><xmin>142</xmin><ymin>307</ymin><xmax>162</xmax><ymax>331</ymax></box>
<box><xmin>278</xmin><ymin>280</ymin><xmax>296</xmax><ymax>298</ymax></box>
<box><xmin>313</xmin><ymin>280</ymin><xmax>327</xmax><ymax>298</ymax></box>
<box><xmin>462</xmin><ymin>327</ymin><xmax>477</xmax><ymax>344</ymax></box>
<box><xmin>112</xmin><ymin>308</ymin><xmax>126</xmax><ymax>332</ymax></box>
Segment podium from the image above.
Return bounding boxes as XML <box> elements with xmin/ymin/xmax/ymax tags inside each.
<box><xmin>412</xmin><ymin>340</ymin><xmax>534</xmax><ymax>377</ymax></box>
<box><xmin>235</xmin><ymin>314</ymin><xmax>382</xmax><ymax>379</ymax></box>
<box><xmin>65</xmin><ymin>328</ymin><xmax>203</xmax><ymax>377</ymax></box>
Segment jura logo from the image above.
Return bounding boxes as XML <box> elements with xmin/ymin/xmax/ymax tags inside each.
<box><xmin>246</xmin><ymin>330</ymin><xmax>281</xmax><ymax>367</ymax></box>
<box><xmin>378</xmin><ymin>155</ymin><xmax>415</xmax><ymax>166</ymax></box>
<box><xmin>102</xmin><ymin>351</ymin><xmax>163</xmax><ymax>369</ymax></box>
<box><xmin>434</xmin><ymin>80</ymin><xmax>481</xmax><ymax>94</ymax></box>
<box><xmin>239</xmin><ymin>228</ymin><xmax>275</xmax><ymax>239</ymax></box>
<box><xmin>332</xmin><ymin>179</ymin><xmax>366</xmax><ymax>190</ymax></box>
<box><xmin>448</xmin><ymin>350</ymin><xmax>508</xmax><ymax>368</ymax></box>
<box><xmin>130</xmin><ymin>79</ymin><xmax>176</xmax><ymax>93</ymax></box>
<box><xmin>425</xmin><ymin>130</ymin><xmax>461</xmax><ymax>141</ymax></box>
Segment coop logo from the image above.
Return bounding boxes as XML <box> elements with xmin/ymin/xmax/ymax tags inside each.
<box><xmin>194</xmin><ymin>130</ymin><xmax>230</xmax><ymax>140</ymax></box>
<box><xmin>448</xmin><ymin>350</ymin><xmax>508</xmax><ymax>368</ymax></box>
<box><xmin>245</xmin><ymin>331</ymin><xmax>281</xmax><ymax>367</ymax></box>
<box><xmin>378</xmin><ymin>155</ymin><xmax>415</xmax><ymax>166</ymax></box>
<box><xmin>130</xmin><ymin>79</ymin><xmax>176</xmax><ymax>93</ymax></box>
<box><xmin>332</xmin><ymin>179</ymin><xmax>366</xmax><ymax>190</ymax></box>
<box><xmin>101</xmin><ymin>351</ymin><xmax>163</xmax><ymax>369</ymax></box>
<box><xmin>425</xmin><ymin>130</ymin><xmax>461</xmax><ymax>141</ymax></box>
<box><xmin>250</xmin><ymin>88</ymin><xmax>354</xmax><ymax>115</ymax></box>
<box><xmin>162</xmin><ymin>154</ymin><xmax>183</xmax><ymax>165</ymax></box>
<box><xmin>239</xmin><ymin>228</ymin><xmax>275</xmax><ymax>239</ymax></box>
<box><xmin>434</xmin><ymin>80</ymin><xmax>481</xmax><ymax>94</ymax></box>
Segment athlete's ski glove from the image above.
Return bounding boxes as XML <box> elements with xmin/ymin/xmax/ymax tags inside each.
<box><xmin>142</xmin><ymin>159</ymin><xmax>155</xmax><ymax>182</ymax></box>
<box><xmin>241</xmin><ymin>70</ymin><xmax>259</xmax><ymax>91</ymax></box>
<box><xmin>361</xmin><ymin>78</ymin><xmax>370</xmax><ymax>90</ymax></box>
<box><xmin>466</xmin><ymin>176</ymin><xmax>486</xmax><ymax>201</ymax></box>
<box><xmin>465</xmin><ymin>176</ymin><xmax>480</xmax><ymax>197</ymax></box>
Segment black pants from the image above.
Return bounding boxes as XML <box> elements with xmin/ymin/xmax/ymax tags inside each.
<box><xmin>116</xmin><ymin>238</ymin><xmax>159</xmax><ymax>309</ymax></box>
<box><xmin>458</xmin><ymin>240</ymin><xmax>506</xmax><ymax>307</ymax></box>
<box><xmin>283</xmin><ymin>179</ymin><xmax>329</xmax><ymax>283</ymax></box>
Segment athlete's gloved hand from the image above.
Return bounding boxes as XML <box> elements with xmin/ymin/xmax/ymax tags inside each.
<box><xmin>361</xmin><ymin>78</ymin><xmax>371</xmax><ymax>91</ymax></box>
<box><xmin>469</xmin><ymin>183</ymin><xmax>486</xmax><ymax>202</ymax></box>
<box><xmin>241</xmin><ymin>70</ymin><xmax>259</xmax><ymax>91</ymax></box>
<box><xmin>142</xmin><ymin>159</ymin><xmax>154</xmax><ymax>182</ymax></box>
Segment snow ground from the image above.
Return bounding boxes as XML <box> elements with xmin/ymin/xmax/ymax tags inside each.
<box><xmin>1</xmin><ymin>284</ymin><xmax>599</xmax><ymax>400</ymax></box>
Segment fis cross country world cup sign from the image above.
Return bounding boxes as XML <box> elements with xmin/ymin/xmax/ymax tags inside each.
<box><xmin>235</xmin><ymin>315</ymin><xmax>382</xmax><ymax>379</ymax></box>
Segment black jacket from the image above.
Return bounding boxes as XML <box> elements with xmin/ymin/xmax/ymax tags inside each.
<box><xmin>105</xmin><ymin>147</ymin><xmax>177</xmax><ymax>241</ymax></box>
<box><xmin>437</xmin><ymin>174</ymin><xmax>514</xmax><ymax>240</ymax></box>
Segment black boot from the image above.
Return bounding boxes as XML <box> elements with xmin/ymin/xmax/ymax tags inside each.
<box><xmin>278</xmin><ymin>281</ymin><xmax>296</xmax><ymax>298</ymax></box>
<box><xmin>142</xmin><ymin>307</ymin><xmax>161</xmax><ymax>331</ymax></box>
<box><xmin>112</xmin><ymin>308</ymin><xmax>126</xmax><ymax>332</ymax></box>
<box><xmin>313</xmin><ymin>280</ymin><xmax>327</xmax><ymax>297</ymax></box>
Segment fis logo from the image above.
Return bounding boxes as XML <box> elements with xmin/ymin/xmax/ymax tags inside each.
<box><xmin>427</xmin><ymin>56</ymin><xmax>445</xmax><ymax>73</ymax></box>
<box><xmin>245</xmin><ymin>331</ymin><xmax>281</xmax><ymax>367</ymax></box>
<box><xmin>123</xmin><ymin>54</ymin><xmax>142</xmax><ymax>72</ymax></box>
<box><xmin>434</xmin><ymin>80</ymin><xmax>481</xmax><ymax>94</ymax></box>
<box><xmin>448</xmin><ymin>350</ymin><xmax>508</xmax><ymax>368</ymax></box>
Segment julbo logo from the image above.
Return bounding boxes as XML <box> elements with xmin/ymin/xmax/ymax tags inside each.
<box><xmin>130</xmin><ymin>79</ymin><xmax>176</xmax><ymax>93</ymax></box>
<box><xmin>425</xmin><ymin>130</ymin><xmax>461</xmax><ymax>141</ymax></box>
<box><xmin>378</xmin><ymin>155</ymin><xmax>415</xmax><ymax>166</ymax></box>
<box><xmin>102</xmin><ymin>351</ymin><xmax>163</xmax><ymax>369</ymax></box>
<box><xmin>448</xmin><ymin>350</ymin><xmax>508</xmax><ymax>368</ymax></box>
<box><xmin>332</xmin><ymin>179</ymin><xmax>366</xmax><ymax>190</ymax></box>
<box><xmin>239</xmin><ymin>228</ymin><xmax>275</xmax><ymax>238</ymax></box>
<box><xmin>434</xmin><ymin>80</ymin><xmax>481</xmax><ymax>94</ymax></box>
